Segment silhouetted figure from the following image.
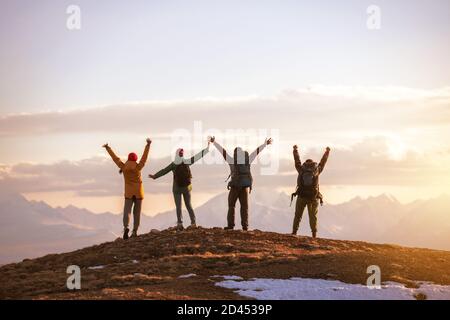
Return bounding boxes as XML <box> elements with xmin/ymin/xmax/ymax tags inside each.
<box><xmin>212</xmin><ymin>136</ymin><xmax>273</xmax><ymax>231</ymax></box>
<box><xmin>291</xmin><ymin>145</ymin><xmax>330</xmax><ymax>238</ymax></box>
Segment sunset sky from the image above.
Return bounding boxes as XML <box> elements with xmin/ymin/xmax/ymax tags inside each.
<box><xmin>1</xmin><ymin>0</ymin><xmax>449</xmax><ymax>215</ymax></box>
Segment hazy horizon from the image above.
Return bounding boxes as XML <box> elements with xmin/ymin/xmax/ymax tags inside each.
<box><xmin>22</xmin><ymin>189</ymin><xmax>450</xmax><ymax>217</ymax></box>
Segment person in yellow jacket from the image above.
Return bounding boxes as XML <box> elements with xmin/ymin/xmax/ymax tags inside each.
<box><xmin>103</xmin><ymin>138</ymin><xmax>151</xmax><ymax>240</ymax></box>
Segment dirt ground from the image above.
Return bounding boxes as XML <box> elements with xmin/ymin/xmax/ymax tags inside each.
<box><xmin>1</xmin><ymin>227</ymin><xmax>449</xmax><ymax>299</ymax></box>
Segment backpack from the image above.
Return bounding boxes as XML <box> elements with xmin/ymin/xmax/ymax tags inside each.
<box><xmin>228</xmin><ymin>151</ymin><xmax>253</xmax><ymax>189</ymax></box>
<box><xmin>297</xmin><ymin>161</ymin><xmax>319</xmax><ymax>199</ymax></box>
<box><xmin>174</xmin><ymin>163</ymin><xmax>192</xmax><ymax>187</ymax></box>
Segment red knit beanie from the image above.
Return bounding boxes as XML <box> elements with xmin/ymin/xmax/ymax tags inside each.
<box><xmin>128</xmin><ymin>153</ymin><xmax>138</xmax><ymax>161</ymax></box>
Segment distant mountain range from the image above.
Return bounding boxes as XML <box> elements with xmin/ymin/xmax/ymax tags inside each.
<box><xmin>1</xmin><ymin>190</ymin><xmax>449</xmax><ymax>264</ymax></box>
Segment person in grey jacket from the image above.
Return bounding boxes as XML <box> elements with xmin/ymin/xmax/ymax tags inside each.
<box><xmin>149</xmin><ymin>138</ymin><xmax>211</xmax><ymax>231</ymax></box>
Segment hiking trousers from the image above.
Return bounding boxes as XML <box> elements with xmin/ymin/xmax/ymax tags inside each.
<box><xmin>173</xmin><ymin>186</ymin><xmax>196</xmax><ymax>225</ymax></box>
<box><xmin>123</xmin><ymin>197</ymin><xmax>142</xmax><ymax>232</ymax></box>
<box><xmin>293</xmin><ymin>197</ymin><xmax>319</xmax><ymax>234</ymax></box>
<box><xmin>227</xmin><ymin>187</ymin><xmax>249</xmax><ymax>228</ymax></box>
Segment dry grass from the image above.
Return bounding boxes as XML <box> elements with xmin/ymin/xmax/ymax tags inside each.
<box><xmin>1</xmin><ymin>227</ymin><xmax>449</xmax><ymax>299</ymax></box>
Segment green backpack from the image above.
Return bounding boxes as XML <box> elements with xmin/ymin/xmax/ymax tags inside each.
<box><xmin>290</xmin><ymin>161</ymin><xmax>323</xmax><ymax>206</ymax></box>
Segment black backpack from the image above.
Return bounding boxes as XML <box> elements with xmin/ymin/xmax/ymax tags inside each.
<box><xmin>228</xmin><ymin>151</ymin><xmax>253</xmax><ymax>189</ymax></box>
<box><xmin>174</xmin><ymin>163</ymin><xmax>192</xmax><ymax>187</ymax></box>
<box><xmin>297</xmin><ymin>161</ymin><xmax>319</xmax><ymax>199</ymax></box>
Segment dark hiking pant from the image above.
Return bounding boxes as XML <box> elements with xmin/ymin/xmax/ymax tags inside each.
<box><xmin>293</xmin><ymin>197</ymin><xmax>319</xmax><ymax>234</ymax></box>
<box><xmin>173</xmin><ymin>187</ymin><xmax>196</xmax><ymax>225</ymax></box>
<box><xmin>227</xmin><ymin>187</ymin><xmax>249</xmax><ymax>228</ymax></box>
<box><xmin>123</xmin><ymin>197</ymin><xmax>142</xmax><ymax>232</ymax></box>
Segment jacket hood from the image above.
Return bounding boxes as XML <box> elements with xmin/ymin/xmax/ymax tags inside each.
<box><xmin>233</xmin><ymin>147</ymin><xmax>248</xmax><ymax>164</ymax></box>
<box><xmin>174</xmin><ymin>148</ymin><xmax>184</xmax><ymax>164</ymax></box>
<box><xmin>303</xmin><ymin>160</ymin><xmax>318</xmax><ymax>168</ymax></box>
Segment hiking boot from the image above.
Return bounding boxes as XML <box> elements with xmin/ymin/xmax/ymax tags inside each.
<box><xmin>176</xmin><ymin>223</ymin><xmax>184</xmax><ymax>231</ymax></box>
<box><xmin>224</xmin><ymin>226</ymin><xmax>234</xmax><ymax>230</ymax></box>
<box><xmin>292</xmin><ymin>230</ymin><xmax>297</xmax><ymax>236</ymax></box>
<box><xmin>123</xmin><ymin>228</ymin><xmax>129</xmax><ymax>240</ymax></box>
<box><xmin>187</xmin><ymin>223</ymin><xmax>197</xmax><ymax>229</ymax></box>
<box><xmin>130</xmin><ymin>231</ymin><xmax>138</xmax><ymax>238</ymax></box>
<box><xmin>312</xmin><ymin>231</ymin><xmax>317</xmax><ymax>239</ymax></box>
<box><xmin>242</xmin><ymin>226</ymin><xmax>248</xmax><ymax>231</ymax></box>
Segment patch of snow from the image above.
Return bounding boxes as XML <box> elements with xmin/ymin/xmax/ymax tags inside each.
<box><xmin>87</xmin><ymin>265</ymin><xmax>106</xmax><ymax>270</ymax></box>
<box><xmin>178</xmin><ymin>273</ymin><xmax>197</xmax><ymax>279</ymax></box>
<box><xmin>414</xmin><ymin>282</ymin><xmax>450</xmax><ymax>300</ymax></box>
<box><xmin>215</xmin><ymin>277</ymin><xmax>450</xmax><ymax>300</ymax></box>
<box><xmin>212</xmin><ymin>275</ymin><xmax>244</xmax><ymax>280</ymax></box>
<box><xmin>131</xmin><ymin>260</ymin><xmax>139</xmax><ymax>264</ymax></box>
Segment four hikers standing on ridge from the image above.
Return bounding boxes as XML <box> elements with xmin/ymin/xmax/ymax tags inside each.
<box><xmin>103</xmin><ymin>137</ymin><xmax>331</xmax><ymax>239</ymax></box>
<box><xmin>148</xmin><ymin>137</ymin><xmax>212</xmax><ymax>231</ymax></box>
<box><xmin>103</xmin><ymin>138</ymin><xmax>151</xmax><ymax>240</ymax></box>
<box><xmin>291</xmin><ymin>145</ymin><xmax>330</xmax><ymax>238</ymax></box>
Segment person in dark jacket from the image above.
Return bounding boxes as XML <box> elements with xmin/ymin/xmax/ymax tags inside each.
<box><xmin>291</xmin><ymin>145</ymin><xmax>330</xmax><ymax>238</ymax></box>
<box><xmin>211</xmin><ymin>136</ymin><xmax>272</xmax><ymax>231</ymax></box>
<box><xmin>149</xmin><ymin>138</ymin><xmax>211</xmax><ymax>231</ymax></box>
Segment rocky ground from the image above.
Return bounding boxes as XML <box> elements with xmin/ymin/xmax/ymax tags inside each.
<box><xmin>1</xmin><ymin>227</ymin><xmax>449</xmax><ymax>299</ymax></box>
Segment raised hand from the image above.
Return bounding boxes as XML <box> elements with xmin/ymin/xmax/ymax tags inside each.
<box><xmin>266</xmin><ymin>138</ymin><xmax>273</xmax><ymax>145</ymax></box>
<box><xmin>148</xmin><ymin>174</ymin><xmax>156</xmax><ymax>179</ymax></box>
<box><xmin>326</xmin><ymin>146</ymin><xmax>331</xmax><ymax>152</ymax></box>
<box><xmin>208</xmin><ymin>136</ymin><xmax>215</xmax><ymax>143</ymax></box>
<box><xmin>146</xmin><ymin>138</ymin><xmax>152</xmax><ymax>145</ymax></box>
<box><xmin>293</xmin><ymin>145</ymin><xmax>298</xmax><ymax>150</ymax></box>
<box><xmin>102</xmin><ymin>143</ymin><xmax>109</xmax><ymax>148</ymax></box>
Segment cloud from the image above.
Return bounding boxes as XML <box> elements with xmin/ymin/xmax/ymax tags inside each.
<box><xmin>1</xmin><ymin>86</ymin><xmax>448</xmax><ymax>198</ymax></box>
<box><xmin>0</xmin><ymin>86</ymin><xmax>449</xmax><ymax>138</ymax></box>
<box><xmin>278</xmin><ymin>137</ymin><xmax>449</xmax><ymax>186</ymax></box>
<box><xmin>284</xmin><ymin>85</ymin><xmax>450</xmax><ymax>102</ymax></box>
<box><xmin>1</xmin><ymin>136</ymin><xmax>448</xmax><ymax>198</ymax></box>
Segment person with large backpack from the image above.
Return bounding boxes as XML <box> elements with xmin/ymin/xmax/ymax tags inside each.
<box><xmin>291</xmin><ymin>145</ymin><xmax>330</xmax><ymax>238</ymax></box>
<box><xmin>103</xmin><ymin>138</ymin><xmax>151</xmax><ymax>240</ymax></box>
<box><xmin>148</xmin><ymin>138</ymin><xmax>211</xmax><ymax>231</ymax></box>
<box><xmin>211</xmin><ymin>136</ymin><xmax>273</xmax><ymax>231</ymax></box>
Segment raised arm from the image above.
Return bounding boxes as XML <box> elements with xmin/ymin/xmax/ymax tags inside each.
<box><xmin>212</xmin><ymin>139</ymin><xmax>233</xmax><ymax>164</ymax></box>
<box><xmin>318</xmin><ymin>147</ymin><xmax>330</xmax><ymax>174</ymax></box>
<box><xmin>186</xmin><ymin>145</ymin><xmax>210</xmax><ymax>165</ymax></box>
<box><xmin>249</xmin><ymin>138</ymin><xmax>272</xmax><ymax>163</ymax></box>
<box><xmin>151</xmin><ymin>162</ymin><xmax>175</xmax><ymax>179</ymax></box>
<box><xmin>293</xmin><ymin>145</ymin><xmax>301</xmax><ymax>173</ymax></box>
<box><xmin>103</xmin><ymin>144</ymin><xmax>124</xmax><ymax>169</ymax></box>
<box><xmin>137</xmin><ymin>138</ymin><xmax>151</xmax><ymax>170</ymax></box>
